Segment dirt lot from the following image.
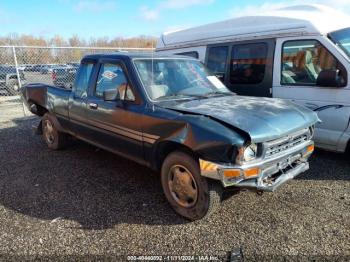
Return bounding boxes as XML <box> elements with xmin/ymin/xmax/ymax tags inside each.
<box><xmin>0</xmin><ymin>98</ymin><xmax>349</xmax><ymax>261</ymax></box>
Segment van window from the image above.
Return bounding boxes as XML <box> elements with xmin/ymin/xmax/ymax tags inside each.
<box><xmin>207</xmin><ymin>46</ymin><xmax>228</xmax><ymax>74</ymax></box>
<box><xmin>281</xmin><ymin>40</ymin><xmax>345</xmax><ymax>86</ymax></box>
<box><xmin>176</xmin><ymin>51</ymin><xmax>199</xmax><ymax>59</ymax></box>
<box><xmin>230</xmin><ymin>43</ymin><xmax>267</xmax><ymax>85</ymax></box>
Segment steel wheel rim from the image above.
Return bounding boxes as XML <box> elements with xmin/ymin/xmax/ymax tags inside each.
<box><xmin>168</xmin><ymin>165</ymin><xmax>198</xmax><ymax>208</ymax></box>
<box><xmin>43</xmin><ymin>120</ymin><xmax>55</xmax><ymax>144</ymax></box>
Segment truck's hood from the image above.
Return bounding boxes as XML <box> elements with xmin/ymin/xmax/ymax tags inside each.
<box><xmin>159</xmin><ymin>95</ymin><xmax>319</xmax><ymax>143</ymax></box>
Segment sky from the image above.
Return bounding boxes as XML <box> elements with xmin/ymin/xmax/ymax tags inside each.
<box><xmin>1</xmin><ymin>0</ymin><xmax>350</xmax><ymax>40</ymax></box>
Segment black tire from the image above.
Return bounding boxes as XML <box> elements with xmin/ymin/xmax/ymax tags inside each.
<box><xmin>6</xmin><ymin>79</ymin><xmax>20</xmax><ymax>96</ymax></box>
<box><xmin>161</xmin><ymin>151</ymin><xmax>222</xmax><ymax>221</ymax></box>
<box><xmin>42</xmin><ymin>113</ymin><xmax>68</xmax><ymax>150</ymax></box>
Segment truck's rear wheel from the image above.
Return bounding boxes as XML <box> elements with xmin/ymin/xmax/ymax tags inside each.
<box><xmin>42</xmin><ymin>113</ymin><xmax>68</xmax><ymax>150</ymax></box>
<box><xmin>161</xmin><ymin>151</ymin><xmax>222</xmax><ymax>221</ymax></box>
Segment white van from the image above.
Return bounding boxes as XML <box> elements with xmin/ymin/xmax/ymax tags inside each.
<box><xmin>156</xmin><ymin>5</ymin><xmax>350</xmax><ymax>153</ymax></box>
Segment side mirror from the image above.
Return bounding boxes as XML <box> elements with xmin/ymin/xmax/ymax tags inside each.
<box><xmin>103</xmin><ymin>89</ymin><xmax>118</xmax><ymax>101</ymax></box>
<box><xmin>316</xmin><ymin>70</ymin><xmax>343</xmax><ymax>87</ymax></box>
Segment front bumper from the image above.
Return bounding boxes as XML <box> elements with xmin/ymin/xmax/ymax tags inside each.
<box><xmin>200</xmin><ymin>141</ymin><xmax>314</xmax><ymax>192</ymax></box>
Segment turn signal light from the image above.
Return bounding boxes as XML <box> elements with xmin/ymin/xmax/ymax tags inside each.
<box><xmin>243</xmin><ymin>167</ymin><xmax>260</xmax><ymax>178</ymax></box>
<box><xmin>307</xmin><ymin>144</ymin><xmax>315</xmax><ymax>153</ymax></box>
<box><xmin>223</xmin><ymin>169</ymin><xmax>241</xmax><ymax>178</ymax></box>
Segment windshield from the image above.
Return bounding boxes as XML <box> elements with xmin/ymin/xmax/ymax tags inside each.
<box><xmin>133</xmin><ymin>58</ymin><xmax>231</xmax><ymax>101</ymax></box>
<box><xmin>329</xmin><ymin>27</ymin><xmax>350</xmax><ymax>59</ymax></box>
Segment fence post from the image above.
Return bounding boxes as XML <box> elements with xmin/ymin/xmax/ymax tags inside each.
<box><xmin>12</xmin><ymin>46</ymin><xmax>26</xmax><ymax>116</ymax></box>
<box><xmin>12</xmin><ymin>46</ymin><xmax>22</xmax><ymax>90</ymax></box>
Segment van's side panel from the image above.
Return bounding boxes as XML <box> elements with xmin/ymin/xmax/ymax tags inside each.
<box><xmin>273</xmin><ymin>35</ymin><xmax>350</xmax><ymax>152</ymax></box>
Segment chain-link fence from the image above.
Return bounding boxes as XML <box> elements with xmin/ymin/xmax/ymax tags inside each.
<box><xmin>0</xmin><ymin>46</ymin><xmax>153</xmax><ymax>118</ymax></box>
<box><xmin>0</xmin><ymin>46</ymin><xmax>153</xmax><ymax>96</ymax></box>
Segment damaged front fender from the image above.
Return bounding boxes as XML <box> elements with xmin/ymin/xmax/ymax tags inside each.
<box><xmin>143</xmin><ymin>106</ymin><xmax>247</xmax><ymax>170</ymax></box>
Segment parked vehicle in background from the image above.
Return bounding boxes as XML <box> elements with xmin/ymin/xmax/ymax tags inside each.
<box><xmin>0</xmin><ymin>65</ymin><xmax>25</xmax><ymax>95</ymax></box>
<box><xmin>17</xmin><ymin>65</ymin><xmax>27</xmax><ymax>71</ymax></box>
<box><xmin>41</xmin><ymin>64</ymin><xmax>56</xmax><ymax>74</ymax></box>
<box><xmin>31</xmin><ymin>64</ymin><xmax>45</xmax><ymax>72</ymax></box>
<box><xmin>24</xmin><ymin>65</ymin><xmax>35</xmax><ymax>72</ymax></box>
<box><xmin>156</xmin><ymin>4</ymin><xmax>350</xmax><ymax>153</ymax></box>
<box><xmin>22</xmin><ymin>53</ymin><xmax>318</xmax><ymax>220</ymax></box>
<box><xmin>67</xmin><ymin>62</ymin><xmax>80</xmax><ymax>67</ymax></box>
<box><xmin>52</xmin><ymin>66</ymin><xmax>78</xmax><ymax>88</ymax></box>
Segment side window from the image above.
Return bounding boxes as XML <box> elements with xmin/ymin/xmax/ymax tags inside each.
<box><xmin>95</xmin><ymin>63</ymin><xmax>135</xmax><ymax>101</ymax></box>
<box><xmin>175</xmin><ymin>51</ymin><xmax>199</xmax><ymax>59</ymax></box>
<box><xmin>73</xmin><ymin>63</ymin><xmax>93</xmax><ymax>97</ymax></box>
<box><xmin>230</xmin><ymin>43</ymin><xmax>268</xmax><ymax>85</ymax></box>
<box><xmin>281</xmin><ymin>40</ymin><xmax>343</xmax><ymax>85</ymax></box>
<box><xmin>207</xmin><ymin>46</ymin><xmax>228</xmax><ymax>74</ymax></box>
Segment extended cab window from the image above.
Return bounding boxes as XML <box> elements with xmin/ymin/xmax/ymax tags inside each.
<box><xmin>74</xmin><ymin>63</ymin><xmax>93</xmax><ymax>97</ymax></box>
<box><xmin>230</xmin><ymin>43</ymin><xmax>267</xmax><ymax>85</ymax></box>
<box><xmin>207</xmin><ymin>46</ymin><xmax>228</xmax><ymax>75</ymax></box>
<box><xmin>281</xmin><ymin>40</ymin><xmax>346</xmax><ymax>86</ymax></box>
<box><xmin>95</xmin><ymin>63</ymin><xmax>135</xmax><ymax>101</ymax></box>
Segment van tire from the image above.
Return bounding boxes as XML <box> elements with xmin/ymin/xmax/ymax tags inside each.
<box><xmin>42</xmin><ymin>113</ymin><xmax>68</xmax><ymax>150</ymax></box>
<box><xmin>161</xmin><ymin>151</ymin><xmax>222</xmax><ymax>221</ymax></box>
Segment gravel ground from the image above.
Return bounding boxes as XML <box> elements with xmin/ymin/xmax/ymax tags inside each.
<box><xmin>0</xmin><ymin>99</ymin><xmax>349</xmax><ymax>261</ymax></box>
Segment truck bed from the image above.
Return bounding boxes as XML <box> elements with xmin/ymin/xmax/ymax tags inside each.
<box><xmin>22</xmin><ymin>83</ymin><xmax>71</xmax><ymax>117</ymax></box>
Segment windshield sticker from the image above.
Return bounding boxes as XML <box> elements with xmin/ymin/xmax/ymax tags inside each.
<box><xmin>102</xmin><ymin>70</ymin><xmax>118</xmax><ymax>80</ymax></box>
<box><xmin>207</xmin><ymin>76</ymin><xmax>226</xmax><ymax>90</ymax></box>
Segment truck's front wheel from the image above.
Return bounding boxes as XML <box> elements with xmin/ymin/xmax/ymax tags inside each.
<box><xmin>161</xmin><ymin>151</ymin><xmax>222</xmax><ymax>221</ymax></box>
<box><xmin>42</xmin><ymin>113</ymin><xmax>68</xmax><ymax>150</ymax></box>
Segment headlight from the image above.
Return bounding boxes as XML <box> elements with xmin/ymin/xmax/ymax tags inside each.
<box><xmin>236</xmin><ymin>143</ymin><xmax>258</xmax><ymax>163</ymax></box>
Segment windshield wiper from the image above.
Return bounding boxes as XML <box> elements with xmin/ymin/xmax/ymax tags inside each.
<box><xmin>156</xmin><ymin>93</ymin><xmax>195</xmax><ymax>100</ymax></box>
<box><xmin>156</xmin><ymin>91</ymin><xmax>233</xmax><ymax>101</ymax></box>
<box><xmin>202</xmin><ymin>91</ymin><xmax>234</xmax><ymax>97</ymax></box>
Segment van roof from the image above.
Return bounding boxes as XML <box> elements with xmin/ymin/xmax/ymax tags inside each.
<box><xmin>157</xmin><ymin>4</ymin><xmax>350</xmax><ymax>49</ymax></box>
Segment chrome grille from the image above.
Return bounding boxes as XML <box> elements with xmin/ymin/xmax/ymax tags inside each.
<box><xmin>264</xmin><ymin>128</ymin><xmax>311</xmax><ymax>158</ymax></box>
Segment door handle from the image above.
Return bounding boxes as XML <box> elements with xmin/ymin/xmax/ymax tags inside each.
<box><xmin>89</xmin><ymin>103</ymin><xmax>98</xmax><ymax>109</ymax></box>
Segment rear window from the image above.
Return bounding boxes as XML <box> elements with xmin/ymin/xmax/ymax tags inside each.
<box><xmin>230</xmin><ymin>43</ymin><xmax>268</xmax><ymax>85</ymax></box>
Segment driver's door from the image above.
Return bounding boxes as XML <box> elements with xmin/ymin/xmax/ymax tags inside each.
<box><xmin>273</xmin><ymin>36</ymin><xmax>350</xmax><ymax>151</ymax></box>
<box><xmin>86</xmin><ymin>60</ymin><xmax>144</xmax><ymax>162</ymax></box>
